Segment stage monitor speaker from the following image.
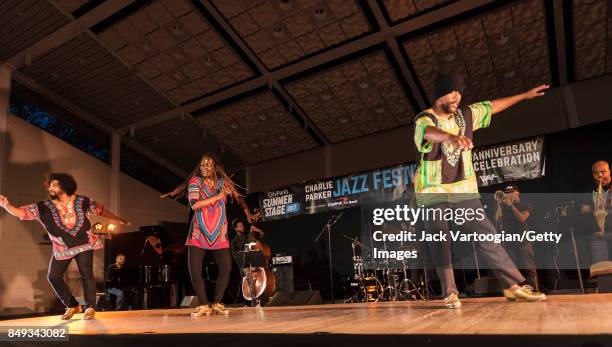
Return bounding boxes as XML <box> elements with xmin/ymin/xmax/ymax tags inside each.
<box><xmin>272</xmin><ymin>263</ymin><xmax>294</xmax><ymax>292</ymax></box>
<box><xmin>266</xmin><ymin>290</ymin><xmax>322</xmax><ymax>306</ymax></box>
<box><xmin>474</xmin><ymin>277</ymin><xmax>501</xmax><ymax>295</ymax></box>
<box><xmin>596</xmin><ymin>274</ymin><xmax>612</xmax><ymax>293</ymax></box>
<box><xmin>180</xmin><ymin>295</ymin><xmax>199</xmax><ymax>307</ymax></box>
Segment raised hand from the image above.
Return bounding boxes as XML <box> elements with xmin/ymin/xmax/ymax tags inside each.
<box><xmin>0</xmin><ymin>195</ymin><xmax>9</xmax><ymax>208</ymax></box>
<box><xmin>524</xmin><ymin>84</ymin><xmax>550</xmax><ymax>100</ymax></box>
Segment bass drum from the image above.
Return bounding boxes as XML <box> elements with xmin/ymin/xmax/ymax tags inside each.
<box><xmin>362</xmin><ymin>277</ymin><xmax>383</xmax><ymax>302</ymax></box>
<box><xmin>342</xmin><ymin>276</ymin><xmax>383</xmax><ymax>303</ymax></box>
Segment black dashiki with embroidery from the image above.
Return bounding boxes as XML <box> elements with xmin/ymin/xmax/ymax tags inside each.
<box><xmin>20</xmin><ymin>196</ymin><xmax>105</xmax><ymax>260</ymax></box>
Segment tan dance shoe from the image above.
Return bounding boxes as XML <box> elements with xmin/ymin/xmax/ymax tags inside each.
<box><xmin>504</xmin><ymin>285</ymin><xmax>546</xmax><ymax>302</ymax></box>
<box><xmin>191</xmin><ymin>305</ymin><xmax>213</xmax><ymax>317</ymax></box>
<box><xmin>444</xmin><ymin>293</ymin><xmax>462</xmax><ymax>309</ymax></box>
<box><xmin>211</xmin><ymin>303</ymin><xmax>229</xmax><ymax>315</ymax></box>
<box><xmin>82</xmin><ymin>307</ymin><xmax>96</xmax><ymax>320</ymax></box>
<box><xmin>61</xmin><ymin>306</ymin><xmax>82</xmax><ymax>320</ymax></box>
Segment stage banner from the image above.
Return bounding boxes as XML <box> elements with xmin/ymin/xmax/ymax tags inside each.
<box><xmin>472</xmin><ymin>136</ymin><xmax>545</xmax><ymax>187</ymax></box>
<box><xmin>259</xmin><ymin>163</ymin><xmax>418</xmax><ymax>221</ymax></box>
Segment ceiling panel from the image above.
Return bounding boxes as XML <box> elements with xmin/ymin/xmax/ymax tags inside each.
<box><xmin>572</xmin><ymin>0</ymin><xmax>612</xmax><ymax>81</ymax></box>
<box><xmin>97</xmin><ymin>0</ymin><xmax>256</xmax><ymax>105</ymax></box>
<box><xmin>210</xmin><ymin>0</ymin><xmax>372</xmax><ymax>70</ymax></box>
<box><xmin>0</xmin><ymin>0</ymin><xmax>70</xmax><ymax>61</ymax></box>
<box><xmin>402</xmin><ymin>0</ymin><xmax>551</xmax><ymax>105</ymax></box>
<box><xmin>197</xmin><ymin>91</ymin><xmax>318</xmax><ymax>163</ymax></box>
<box><xmin>382</xmin><ymin>0</ymin><xmax>455</xmax><ymax>22</ymax></box>
<box><xmin>134</xmin><ymin>118</ymin><xmax>225</xmax><ymax>172</ymax></box>
<box><xmin>54</xmin><ymin>0</ymin><xmax>90</xmax><ymax>14</ymax></box>
<box><xmin>19</xmin><ymin>35</ymin><xmax>175</xmax><ymax>128</ymax></box>
<box><xmin>284</xmin><ymin>50</ymin><xmax>416</xmax><ymax>143</ymax></box>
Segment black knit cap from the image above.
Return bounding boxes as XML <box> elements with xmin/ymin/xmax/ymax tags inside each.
<box><xmin>433</xmin><ymin>72</ymin><xmax>465</xmax><ymax>101</ymax></box>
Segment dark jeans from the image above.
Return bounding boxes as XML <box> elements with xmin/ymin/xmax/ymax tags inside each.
<box><xmin>47</xmin><ymin>250</ymin><xmax>95</xmax><ymax>309</ymax></box>
<box><xmin>424</xmin><ymin>199</ymin><xmax>526</xmax><ymax>297</ymax></box>
<box><xmin>590</xmin><ymin>232</ymin><xmax>612</xmax><ymax>264</ymax></box>
<box><xmin>188</xmin><ymin>246</ymin><xmax>232</xmax><ymax>305</ymax></box>
<box><xmin>107</xmin><ymin>287</ymin><xmax>124</xmax><ymax>310</ymax></box>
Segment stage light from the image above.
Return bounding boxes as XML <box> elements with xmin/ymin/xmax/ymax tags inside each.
<box><xmin>170</xmin><ymin>23</ymin><xmax>185</xmax><ymax>37</ymax></box>
<box><xmin>494</xmin><ymin>33</ymin><xmax>509</xmax><ymax>46</ymax></box>
<box><xmin>503</xmin><ymin>70</ymin><xmax>516</xmax><ymax>79</ymax></box>
<box><xmin>202</xmin><ymin>57</ymin><xmax>215</xmax><ymax>67</ymax></box>
<box><xmin>172</xmin><ymin>71</ymin><xmax>185</xmax><ymax>81</ymax></box>
<box><xmin>313</xmin><ymin>7</ymin><xmax>327</xmax><ymax>20</ymax></box>
<box><xmin>106</xmin><ymin>223</ymin><xmax>117</xmax><ymax>233</ymax></box>
<box><xmin>278</xmin><ymin>0</ymin><xmax>292</xmax><ymax>11</ymax></box>
<box><xmin>140</xmin><ymin>39</ymin><xmax>153</xmax><ymax>52</ymax></box>
<box><xmin>443</xmin><ymin>51</ymin><xmax>456</xmax><ymax>63</ymax></box>
<box><xmin>272</xmin><ymin>23</ymin><xmax>284</xmax><ymax>38</ymax></box>
<box><xmin>172</xmin><ymin>48</ymin><xmax>185</xmax><ymax>60</ymax></box>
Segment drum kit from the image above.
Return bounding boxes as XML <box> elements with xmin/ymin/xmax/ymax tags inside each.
<box><xmin>343</xmin><ymin>232</ymin><xmax>427</xmax><ymax>303</ymax></box>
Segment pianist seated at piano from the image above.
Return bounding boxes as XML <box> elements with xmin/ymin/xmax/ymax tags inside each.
<box><xmin>105</xmin><ymin>253</ymin><xmax>128</xmax><ymax>310</ymax></box>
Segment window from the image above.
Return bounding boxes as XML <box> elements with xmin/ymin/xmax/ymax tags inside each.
<box><xmin>120</xmin><ymin>145</ymin><xmax>185</xmax><ymax>197</ymax></box>
<box><xmin>9</xmin><ymin>82</ymin><xmax>110</xmax><ymax>162</ymax></box>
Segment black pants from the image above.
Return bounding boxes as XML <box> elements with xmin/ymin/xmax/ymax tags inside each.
<box><xmin>188</xmin><ymin>246</ymin><xmax>232</xmax><ymax>305</ymax></box>
<box><xmin>47</xmin><ymin>250</ymin><xmax>95</xmax><ymax>309</ymax></box>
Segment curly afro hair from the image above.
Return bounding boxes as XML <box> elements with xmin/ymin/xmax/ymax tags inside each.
<box><xmin>45</xmin><ymin>173</ymin><xmax>78</xmax><ymax>196</ymax></box>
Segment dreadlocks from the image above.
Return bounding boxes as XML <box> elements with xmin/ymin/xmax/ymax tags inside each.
<box><xmin>161</xmin><ymin>153</ymin><xmax>244</xmax><ymax>204</ymax></box>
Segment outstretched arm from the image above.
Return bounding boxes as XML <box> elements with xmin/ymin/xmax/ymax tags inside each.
<box><xmin>99</xmin><ymin>209</ymin><xmax>130</xmax><ymax>225</ymax></box>
<box><xmin>235</xmin><ymin>195</ymin><xmax>256</xmax><ymax>223</ymax></box>
<box><xmin>0</xmin><ymin>195</ymin><xmax>27</xmax><ymax>220</ymax></box>
<box><xmin>491</xmin><ymin>84</ymin><xmax>549</xmax><ymax>115</ymax></box>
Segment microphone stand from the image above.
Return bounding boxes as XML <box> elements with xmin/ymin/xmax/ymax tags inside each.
<box><xmin>315</xmin><ymin>212</ymin><xmax>343</xmax><ymax>304</ymax></box>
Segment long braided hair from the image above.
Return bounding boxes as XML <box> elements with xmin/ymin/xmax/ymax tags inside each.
<box><xmin>161</xmin><ymin>153</ymin><xmax>243</xmax><ymax>202</ymax></box>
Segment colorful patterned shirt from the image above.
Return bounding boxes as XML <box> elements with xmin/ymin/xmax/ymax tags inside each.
<box><xmin>186</xmin><ymin>176</ymin><xmax>229</xmax><ymax>250</ymax></box>
<box><xmin>414</xmin><ymin>101</ymin><xmax>492</xmax><ymax>206</ymax></box>
<box><xmin>20</xmin><ymin>196</ymin><xmax>105</xmax><ymax>260</ymax></box>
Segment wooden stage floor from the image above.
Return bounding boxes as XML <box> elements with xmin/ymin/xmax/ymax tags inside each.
<box><xmin>1</xmin><ymin>294</ymin><xmax>611</xmax><ymax>346</ymax></box>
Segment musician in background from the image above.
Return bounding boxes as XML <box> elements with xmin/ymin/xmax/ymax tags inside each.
<box><xmin>230</xmin><ymin>218</ymin><xmax>265</xmax><ymax>270</ymax></box>
<box><xmin>231</xmin><ymin>218</ymin><xmax>249</xmax><ymax>269</ymax></box>
<box><xmin>496</xmin><ymin>184</ymin><xmax>540</xmax><ymax>291</ymax></box>
<box><xmin>105</xmin><ymin>254</ymin><xmax>127</xmax><ymax>310</ymax></box>
<box><xmin>584</xmin><ymin>161</ymin><xmax>612</xmax><ymax>264</ymax></box>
